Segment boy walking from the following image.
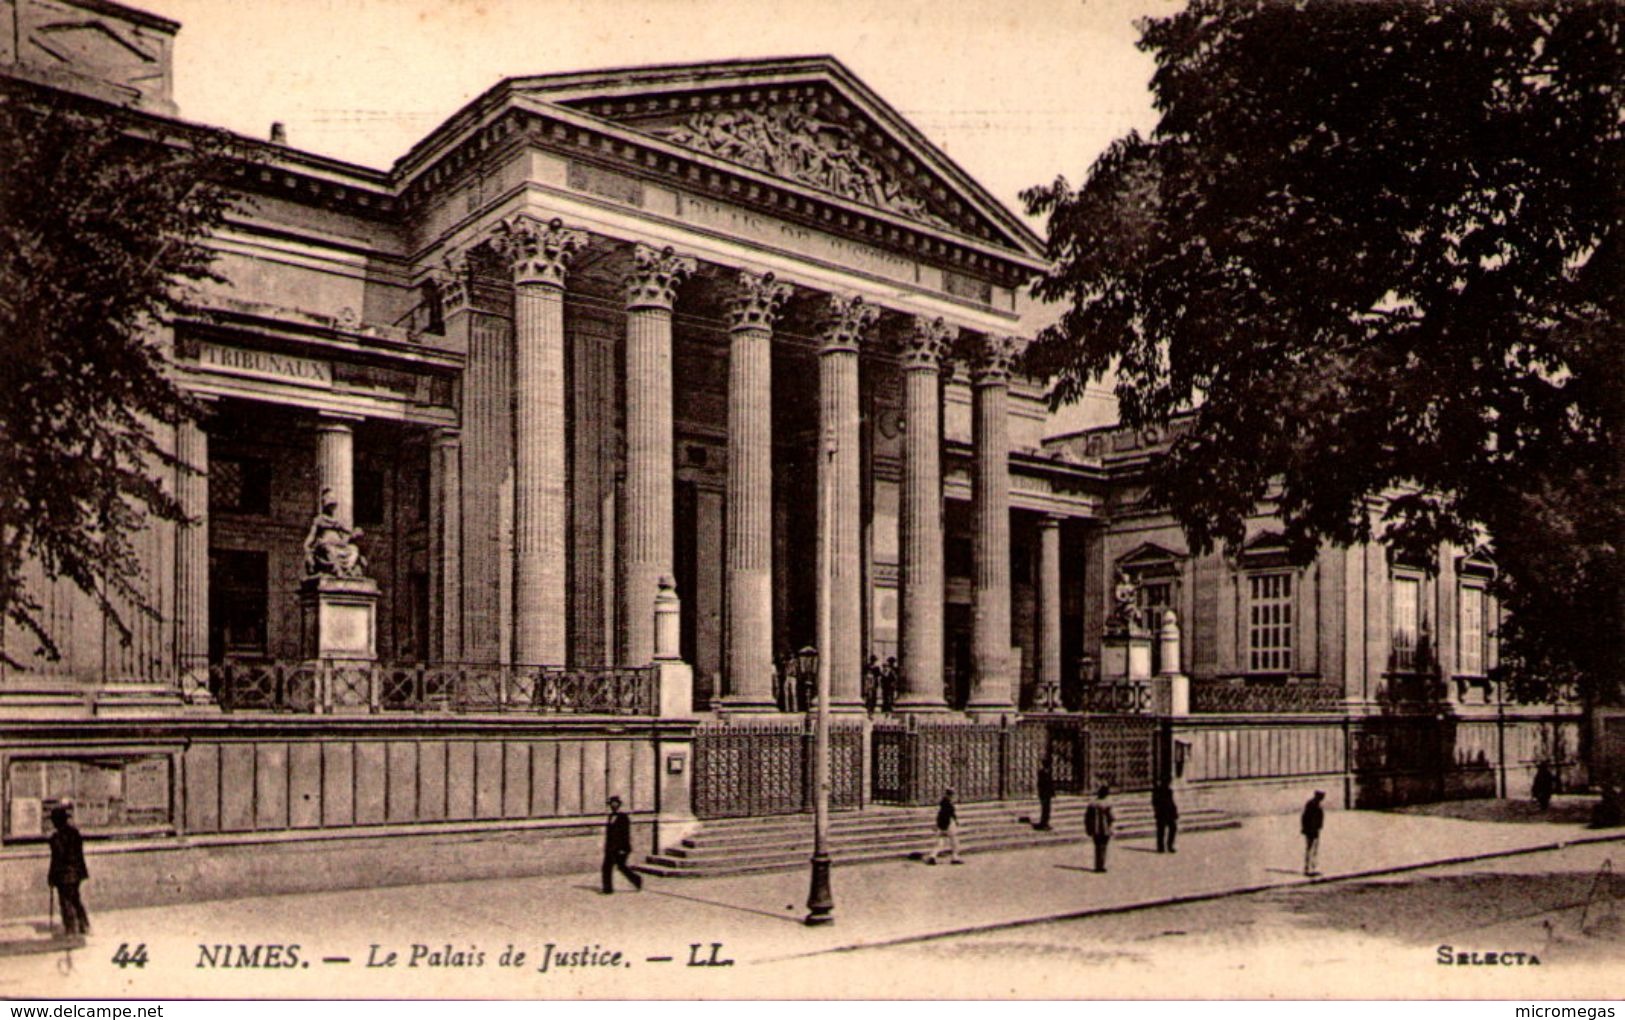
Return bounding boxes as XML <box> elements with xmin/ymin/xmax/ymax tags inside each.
<box><xmin>929</xmin><ymin>787</ymin><xmax>963</xmax><ymax>864</ymax></box>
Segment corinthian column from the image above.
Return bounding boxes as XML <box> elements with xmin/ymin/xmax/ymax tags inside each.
<box><xmin>494</xmin><ymin>215</ymin><xmax>587</xmax><ymax>666</ymax></box>
<box><xmin>621</xmin><ymin>244</ymin><xmax>695</xmax><ymax>665</ymax></box>
<box><xmin>969</xmin><ymin>334</ymin><xmax>1019</xmax><ymax>715</ymax></box>
<box><xmin>897</xmin><ymin>316</ymin><xmax>954</xmax><ymax>712</ymax></box>
<box><xmin>315</xmin><ymin>414</ymin><xmax>358</xmax><ymax>526</ymax></box>
<box><xmin>820</xmin><ymin>294</ymin><xmax>879</xmax><ymax>710</ymax></box>
<box><xmin>721</xmin><ymin>270</ymin><xmax>791</xmax><ymax>710</ymax></box>
<box><xmin>1035</xmin><ymin>513</ymin><xmax>1064</xmax><ymax>712</ymax></box>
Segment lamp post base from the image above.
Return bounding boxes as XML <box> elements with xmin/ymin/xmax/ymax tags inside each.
<box><xmin>804</xmin><ymin>852</ymin><xmax>834</xmax><ymax>926</ymax></box>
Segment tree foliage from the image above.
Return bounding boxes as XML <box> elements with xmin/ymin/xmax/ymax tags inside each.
<box><xmin>1023</xmin><ymin>0</ymin><xmax>1623</xmax><ymax>701</ymax></box>
<box><xmin>0</xmin><ymin>86</ymin><xmax>239</xmax><ymax>666</ymax></box>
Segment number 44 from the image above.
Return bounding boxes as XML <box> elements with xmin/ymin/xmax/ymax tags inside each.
<box><xmin>111</xmin><ymin>943</ymin><xmax>149</xmax><ymax>968</ymax></box>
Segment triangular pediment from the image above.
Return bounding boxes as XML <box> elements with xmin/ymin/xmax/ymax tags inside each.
<box><xmin>507</xmin><ymin>57</ymin><xmax>1041</xmax><ymax>256</ymax></box>
<box><xmin>1117</xmin><ymin>542</ymin><xmax>1184</xmax><ymax>572</ymax></box>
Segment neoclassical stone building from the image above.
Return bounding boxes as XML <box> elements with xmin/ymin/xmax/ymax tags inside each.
<box><xmin>0</xmin><ymin>0</ymin><xmax>1580</xmax><ymax>906</ymax></box>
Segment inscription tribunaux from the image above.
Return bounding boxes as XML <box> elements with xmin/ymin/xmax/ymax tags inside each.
<box><xmin>197</xmin><ymin>343</ymin><xmax>334</xmax><ymax>387</ymax></box>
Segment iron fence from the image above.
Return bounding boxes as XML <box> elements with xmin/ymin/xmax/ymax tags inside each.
<box><xmin>690</xmin><ymin>719</ymin><xmax>864</xmax><ymax>819</ymax></box>
<box><xmin>870</xmin><ymin>720</ymin><xmax>1045</xmax><ymax>806</ymax></box>
<box><xmin>209</xmin><ymin>659</ymin><xmax>658</xmax><ymax>715</ymax></box>
<box><xmin>1027</xmin><ymin>714</ymin><xmax>1160</xmax><ymax>794</ymax></box>
<box><xmin>1190</xmin><ymin>679</ymin><xmax>1345</xmax><ymax>714</ymax></box>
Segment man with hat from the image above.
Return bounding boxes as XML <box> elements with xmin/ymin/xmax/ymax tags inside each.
<box><xmin>929</xmin><ymin>787</ymin><xmax>963</xmax><ymax>864</ymax></box>
<box><xmin>47</xmin><ymin>802</ymin><xmax>89</xmax><ymax>937</ymax></box>
<box><xmin>601</xmin><ymin>796</ymin><xmax>643</xmax><ymax>894</ymax></box>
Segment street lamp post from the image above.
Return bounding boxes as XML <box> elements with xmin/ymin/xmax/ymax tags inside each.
<box><xmin>806</xmin><ymin>425</ymin><xmax>836</xmax><ymax>926</ymax></box>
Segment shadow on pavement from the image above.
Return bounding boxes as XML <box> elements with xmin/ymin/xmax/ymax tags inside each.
<box><xmin>1384</xmin><ymin>797</ymin><xmax>1596</xmax><ymax>826</ymax></box>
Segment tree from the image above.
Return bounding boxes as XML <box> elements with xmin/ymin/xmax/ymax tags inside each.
<box><xmin>0</xmin><ymin>85</ymin><xmax>239</xmax><ymax>667</ymax></box>
<box><xmin>1023</xmin><ymin>0</ymin><xmax>1623</xmax><ymax>703</ymax></box>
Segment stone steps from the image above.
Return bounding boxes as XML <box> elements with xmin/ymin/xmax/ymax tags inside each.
<box><xmin>639</xmin><ymin>797</ymin><xmax>1237</xmax><ymax>878</ymax></box>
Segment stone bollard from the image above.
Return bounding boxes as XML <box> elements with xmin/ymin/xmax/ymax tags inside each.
<box><xmin>1159</xmin><ymin>609</ymin><xmax>1181</xmax><ymax>675</ymax></box>
<box><xmin>654</xmin><ymin>575</ymin><xmax>682</xmax><ymax>661</ymax></box>
<box><xmin>652</xmin><ymin>575</ymin><xmax>692</xmax><ymax>719</ymax></box>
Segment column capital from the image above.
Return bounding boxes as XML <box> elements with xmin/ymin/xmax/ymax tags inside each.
<box><xmin>819</xmin><ymin>294</ymin><xmax>880</xmax><ymax>354</ymax></box>
<box><xmin>316</xmin><ymin>412</ymin><xmax>362</xmax><ymax>432</ymax></box>
<box><xmin>493</xmin><ymin>215</ymin><xmax>589</xmax><ymax>289</ymax></box>
<box><xmin>624</xmin><ymin>244</ymin><xmax>697</xmax><ymax>310</ymax></box>
<box><xmin>1038</xmin><ymin>512</ymin><xmax>1064</xmax><ymax>529</ymax></box>
<box><xmin>432</xmin><ymin>252</ymin><xmax>472</xmax><ymax>314</ymax></box>
<box><xmin>725</xmin><ymin>270</ymin><xmax>792</xmax><ymax>332</ymax></box>
<box><xmin>432</xmin><ymin>426</ymin><xmax>462</xmax><ymax>447</ymax></box>
<box><xmin>902</xmin><ymin>316</ymin><xmax>955</xmax><ymax>370</ymax></box>
<box><xmin>971</xmin><ymin>334</ymin><xmax>1024</xmax><ymax>385</ymax></box>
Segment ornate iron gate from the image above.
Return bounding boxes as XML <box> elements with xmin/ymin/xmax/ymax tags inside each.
<box><xmin>870</xmin><ymin>721</ymin><xmax>1044</xmax><ymax>805</ymax></box>
<box><xmin>1028</xmin><ymin>714</ymin><xmax>1160</xmax><ymax>794</ymax></box>
<box><xmin>691</xmin><ymin>720</ymin><xmax>863</xmax><ymax>819</ymax></box>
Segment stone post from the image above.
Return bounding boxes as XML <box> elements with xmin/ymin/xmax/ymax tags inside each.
<box><xmin>1034</xmin><ymin>513</ymin><xmax>1063</xmax><ymax>712</ymax></box>
<box><xmin>968</xmin><ymin>335</ymin><xmax>1018</xmax><ymax>715</ymax></box>
<box><xmin>654</xmin><ymin>575</ymin><xmax>693</xmax><ymax>719</ymax></box>
<box><xmin>622</xmin><ymin>244</ymin><xmax>695</xmax><ymax>665</ymax></box>
<box><xmin>1157</xmin><ymin>608</ymin><xmax>1190</xmax><ymax>716</ymax></box>
<box><xmin>175</xmin><ymin>416</ymin><xmax>210</xmax><ymax>702</ymax></box>
<box><xmin>897</xmin><ymin>316</ymin><xmax>954</xmax><ymax>712</ymax></box>
<box><xmin>430</xmin><ymin>427</ymin><xmax>463</xmax><ymax>662</ymax></box>
<box><xmin>721</xmin><ymin>270</ymin><xmax>791</xmax><ymax>710</ymax></box>
<box><xmin>820</xmin><ymin>294</ymin><xmax>879</xmax><ymax>711</ymax></box>
<box><xmin>495</xmin><ymin>215</ymin><xmax>587</xmax><ymax>667</ymax></box>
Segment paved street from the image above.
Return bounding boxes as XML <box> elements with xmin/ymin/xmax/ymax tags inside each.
<box><xmin>0</xmin><ymin>799</ymin><xmax>1618</xmax><ymax>999</ymax></box>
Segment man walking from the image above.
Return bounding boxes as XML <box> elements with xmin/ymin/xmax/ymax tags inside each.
<box><xmin>47</xmin><ymin>802</ymin><xmax>89</xmax><ymax>937</ymax></box>
<box><xmin>929</xmin><ymin>787</ymin><xmax>963</xmax><ymax>864</ymax></box>
<box><xmin>1035</xmin><ymin>763</ymin><xmax>1055</xmax><ymax>831</ymax></box>
<box><xmin>1153</xmin><ymin>780</ymin><xmax>1179</xmax><ymax>853</ymax></box>
<box><xmin>1301</xmin><ymin>789</ymin><xmax>1326</xmax><ymax>877</ymax></box>
<box><xmin>601</xmin><ymin>796</ymin><xmax>643</xmax><ymax>894</ymax></box>
<box><xmin>1084</xmin><ymin>785</ymin><xmax>1114</xmax><ymax>873</ymax></box>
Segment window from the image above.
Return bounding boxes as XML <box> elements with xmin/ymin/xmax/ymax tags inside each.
<box><xmin>1247</xmin><ymin>573</ymin><xmax>1293</xmax><ymax>673</ymax></box>
<box><xmin>1392</xmin><ymin>574</ymin><xmax>1422</xmax><ymax>672</ymax></box>
<box><xmin>208</xmin><ymin>456</ymin><xmax>271</xmax><ymax>515</ymax></box>
<box><xmin>1459</xmin><ymin>583</ymin><xmax>1487</xmax><ymax>675</ymax></box>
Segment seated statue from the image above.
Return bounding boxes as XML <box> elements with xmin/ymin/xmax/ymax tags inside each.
<box><xmin>303</xmin><ymin>490</ymin><xmax>368</xmax><ymax>579</ymax></box>
<box><xmin>1107</xmin><ymin>568</ymin><xmax>1139</xmax><ymax>631</ymax></box>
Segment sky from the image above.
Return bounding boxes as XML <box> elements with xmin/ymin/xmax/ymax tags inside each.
<box><xmin>154</xmin><ymin>0</ymin><xmax>1174</xmax><ymax>226</ymax></box>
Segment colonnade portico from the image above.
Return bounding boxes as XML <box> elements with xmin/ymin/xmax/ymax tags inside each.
<box><xmin>447</xmin><ymin>210</ymin><xmax>1073</xmax><ymax>716</ymax></box>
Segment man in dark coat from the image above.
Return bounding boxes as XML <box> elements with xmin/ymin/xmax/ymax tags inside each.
<box><xmin>1153</xmin><ymin>781</ymin><xmax>1179</xmax><ymax>853</ymax></box>
<box><xmin>1084</xmin><ymin>785</ymin><xmax>1114</xmax><ymax>873</ymax></box>
<box><xmin>1035</xmin><ymin>764</ymin><xmax>1055</xmax><ymax>831</ymax></box>
<box><xmin>601</xmin><ymin>796</ymin><xmax>643</xmax><ymax>894</ymax></box>
<box><xmin>1301</xmin><ymin>790</ymin><xmax>1326</xmax><ymax>877</ymax></box>
<box><xmin>47</xmin><ymin>803</ymin><xmax>89</xmax><ymax>936</ymax></box>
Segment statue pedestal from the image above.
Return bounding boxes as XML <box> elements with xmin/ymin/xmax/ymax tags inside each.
<box><xmin>1101</xmin><ymin>627</ymin><xmax>1153</xmax><ymax>682</ymax></box>
<box><xmin>299</xmin><ymin>575</ymin><xmax>380</xmax><ymax>660</ymax></box>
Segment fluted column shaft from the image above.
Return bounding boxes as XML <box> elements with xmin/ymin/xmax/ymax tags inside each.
<box><xmin>496</xmin><ymin>215</ymin><xmax>586</xmax><ymax>666</ymax></box>
<box><xmin>622</xmin><ymin>245</ymin><xmax>695</xmax><ymax>665</ymax></box>
<box><xmin>722</xmin><ymin>271</ymin><xmax>790</xmax><ymax>709</ymax></box>
<box><xmin>898</xmin><ymin>317</ymin><xmax>953</xmax><ymax>711</ymax></box>
<box><xmin>431</xmin><ymin>428</ymin><xmax>464</xmax><ymax>662</ymax></box>
<box><xmin>175</xmin><ymin>417</ymin><xmax>209</xmax><ymax>699</ymax></box>
<box><xmin>1038</xmin><ymin>514</ymin><xmax>1063</xmax><ymax>694</ymax></box>
<box><xmin>316</xmin><ymin>415</ymin><xmax>356</xmax><ymax>526</ymax></box>
<box><xmin>969</xmin><ymin>336</ymin><xmax>1017</xmax><ymax>713</ymax></box>
<box><xmin>820</xmin><ymin>295</ymin><xmax>878</xmax><ymax>710</ymax></box>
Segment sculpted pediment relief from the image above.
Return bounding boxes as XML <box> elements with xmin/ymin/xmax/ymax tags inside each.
<box><xmin>519</xmin><ymin>59</ymin><xmax>1040</xmax><ymax>252</ymax></box>
<box><xmin>644</xmin><ymin>101</ymin><xmax>953</xmax><ymax>231</ymax></box>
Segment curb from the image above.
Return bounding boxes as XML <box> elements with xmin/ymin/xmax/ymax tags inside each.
<box><xmin>766</xmin><ymin>828</ymin><xmax>1625</xmax><ymax>962</ymax></box>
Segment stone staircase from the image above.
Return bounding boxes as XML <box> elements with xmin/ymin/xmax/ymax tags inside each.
<box><xmin>640</xmin><ymin>796</ymin><xmax>1238</xmax><ymax>878</ymax></box>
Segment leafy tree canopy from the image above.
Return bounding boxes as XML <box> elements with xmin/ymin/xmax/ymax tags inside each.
<box><xmin>0</xmin><ymin>86</ymin><xmax>239</xmax><ymax>667</ymax></box>
<box><xmin>1023</xmin><ymin>0</ymin><xmax>1622</xmax><ymax>700</ymax></box>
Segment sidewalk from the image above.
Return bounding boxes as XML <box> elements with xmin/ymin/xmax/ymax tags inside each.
<box><xmin>2</xmin><ymin>801</ymin><xmax>1618</xmax><ymax>997</ymax></box>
